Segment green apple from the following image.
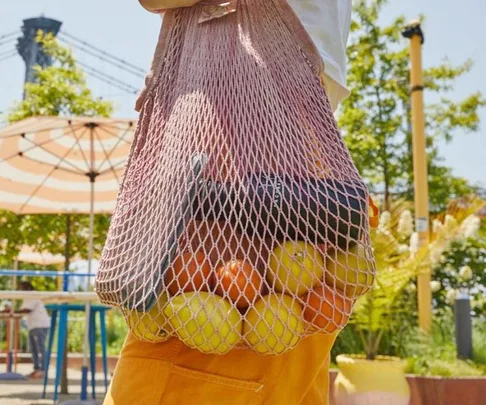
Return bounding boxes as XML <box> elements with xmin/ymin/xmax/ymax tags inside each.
<box><xmin>164</xmin><ymin>292</ymin><xmax>242</xmax><ymax>354</ymax></box>
<box><xmin>243</xmin><ymin>294</ymin><xmax>305</xmax><ymax>355</ymax></box>
<box><xmin>126</xmin><ymin>293</ymin><xmax>170</xmax><ymax>342</ymax></box>
<box><xmin>325</xmin><ymin>244</ymin><xmax>375</xmax><ymax>298</ymax></box>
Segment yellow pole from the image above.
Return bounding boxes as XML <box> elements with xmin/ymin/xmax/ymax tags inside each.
<box><xmin>402</xmin><ymin>21</ymin><xmax>431</xmax><ymax>333</ymax></box>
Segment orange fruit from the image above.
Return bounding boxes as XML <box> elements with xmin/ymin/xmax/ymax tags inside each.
<box><xmin>165</xmin><ymin>251</ymin><xmax>213</xmax><ymax>296</ymax></box>
<box><xmin>303</xmin><ymin>285</ymin><xmax>352</xmax><ymax>333</ymax></box>
<box><xmin>215</xmin><ymin>260</ymin><xmax>263</xmax><ymax>309</ymax></box>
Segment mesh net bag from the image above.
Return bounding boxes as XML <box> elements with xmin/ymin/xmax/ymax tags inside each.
<box><xmin>95</xmin><ymin>0</ymin><xmax>377</xmax><ymax>355</ymax></box>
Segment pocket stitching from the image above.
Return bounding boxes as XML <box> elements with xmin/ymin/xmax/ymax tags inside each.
<box><xmin>172</xmin><ymin>364</ymin><xmax>264</xmax><ymax>397</ymax></box>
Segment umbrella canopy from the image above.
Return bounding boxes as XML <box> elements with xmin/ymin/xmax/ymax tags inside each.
<box><xmin>0</xmin><ymin>116</ymin><xmax>136</xmax><ymax>214</ymax></box>
<box><xmin>0</xmin><ymin>116</ymin><xmax>136</xmax><ymax>401</ymax></box>
<box><xmin>16</xmin><ymin>245</ymin><xmax>66</xmax><ymax>266</ymax></box>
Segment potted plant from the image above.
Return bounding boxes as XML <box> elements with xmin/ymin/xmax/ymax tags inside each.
<box><xmin>404</xmin><ymin>203</ymin><xmax>486</xmax><ymax>405</ymax></box>
<box><xmin>333</xmin><ymin>198</ymin><xmax>484</xmax><ymax>405</ymax></box>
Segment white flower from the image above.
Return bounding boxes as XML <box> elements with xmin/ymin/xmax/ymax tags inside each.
<box><xmin>472</xmin><ymin>296</ymin><xmax>485</xmax><ymax>310</ymax></box>
<box><xmin>405</xmin><ymin>283</ymin><xmax>417</xmax><ymax>293</ymax></box>
<box><xmin>429</xmin><ymin>246</ymin><xmax>443</xmax><ymax>266</ymax></box>
<box><xmin>398</xmin><ymin>244</ymin><xmax>409</xmax><ymax>254</ymax></box>
<box><xmin>379</xmin><ymin>211</ymin><xmax>392</xmax><ymax>231</ymax></box>
<box><xmin>410</xmin><ymin>232</ymin><xmax>420</xmax><ymax>254</ymax></box>
<box><xmin>446</xmin><ymin>289</ymin><xmax>458</xmax><ymax>304</ymax></box>
<box><xmin>432</xmin><ymin>219</ymin><xmax>444</xmax><ymax>235</ymax></box>
<box><xmin>460</xmin><ymin>215</ymin><xmax>481</xmax><ymax>239</ymax></box>
<box><xmin>466</xmin><ymin>247</ymin><xmax>478</xmax><ymax>256</ymax></box>
<box><xmin>430</xmin><ymin>280</ymin><xmax>441</xmax><ymax>293</ymax></box>
<box><xmin>398</xmin><ymin>210</ymin><xmax>414</xmax><ymax>237</ymax></box>
<box><xmin>444</xmin><ymin>215</ymin><xmax>458</xmax><ymax>231</ymax></box>
<box><xmin>442</xmin><ymin>215</ymin><xmax>463</xmax><ymax>243</ymax></box>
<box><xmin>459</xmin><ymin>265</ymin><xmax>473</xmax><ymax>281</ymax></box>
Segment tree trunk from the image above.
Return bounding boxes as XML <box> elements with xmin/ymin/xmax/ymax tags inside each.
<box><xmin>384</xmin><ymin>181</ymin><xmax>391</xmax><ymax>212</ymax></box>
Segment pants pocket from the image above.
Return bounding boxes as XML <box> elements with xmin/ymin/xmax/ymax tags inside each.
<box><xmin>160</xmin><ymin>364</ymin><xmax>264</xmax><ymax>405</ymax></box>
<box><xmin>103</xmin><ymin>357</ymin><xmax>172</xmax><ymax>405</ymax></box>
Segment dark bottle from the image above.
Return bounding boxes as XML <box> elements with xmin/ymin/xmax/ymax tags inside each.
<box><xmin>192</xmin><ymin>173</ymin><xmax>369</xmax><ymax>249</ymax></box>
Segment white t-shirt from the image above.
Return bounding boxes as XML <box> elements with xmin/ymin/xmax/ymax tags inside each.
<box><xmin>157</xmin><ymin>0</ymin><xmax>352</xmax><ymax>107</ymax></box>
<box><xmin>287</xmin><ymin>0</ymin><xmax>352</xmax><ymax>106</ymax></box>
<box><xmin>21</xmin><ymin>300</ymin><xmax>51</xmax><ymax>330</ymax></box>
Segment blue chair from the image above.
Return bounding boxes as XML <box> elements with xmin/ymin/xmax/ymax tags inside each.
<box><xmin>42</xmin><ymin>304</ymin><xmax>110</xmax><ymax>402</ymax></box>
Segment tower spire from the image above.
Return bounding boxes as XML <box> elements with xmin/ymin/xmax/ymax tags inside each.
<box><xmin>16</xmin><ymin>16</ymin><xmax>62</xmax><ymax>97</ymax></box>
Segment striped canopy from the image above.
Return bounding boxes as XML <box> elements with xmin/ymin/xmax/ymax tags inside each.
<box><xmin>16</xmin><ymin>245</ymin><xmax>66</xmax><ymax>266</ymax></box>
<box><xmin>0</xmin><ymin>116</ymin><xmax>136</xmax><ymax>214</ymax></box>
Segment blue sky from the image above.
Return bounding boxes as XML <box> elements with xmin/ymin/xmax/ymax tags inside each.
<box><xmin>0</xmin><ymin>0</ymin><xmax>484</xmax><ymax>186</ymax></box>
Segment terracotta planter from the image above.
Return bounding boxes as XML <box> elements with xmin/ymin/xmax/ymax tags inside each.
<box><xmin>334</xmin><ymin>354</ymin><xmax>410</xmax><ymax>405</ymax></box>
<box><xmin>407</xmin><ymin>375</ymin><xmax>486</xmax><ymax>405</ymax></box>
<box><xmin>330</xmin><ymin>370</ymin><xmax>486</xmax><ymax>405</ymax></box>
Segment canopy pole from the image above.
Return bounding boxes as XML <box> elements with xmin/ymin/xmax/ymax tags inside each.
<box><xmin>81</xmin><ymin>124</ymin><xmax>97</xmax><ymax>401</ymax></box>
<box><xmin>61</xmin><ymin>214</ymin><xmax>71</xmax><ymax>394</ymax></box>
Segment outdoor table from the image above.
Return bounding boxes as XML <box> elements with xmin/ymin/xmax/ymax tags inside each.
<box><xmin>42</xmin><ymin>303</ymin><xmax>110</xmax><ymax>402</ymax></box>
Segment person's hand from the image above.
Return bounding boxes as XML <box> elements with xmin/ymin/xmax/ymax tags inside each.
<box><xmin>139</xmin><ymin>0</ymin><xmax>201</xmax><ymax>12</ymax></box>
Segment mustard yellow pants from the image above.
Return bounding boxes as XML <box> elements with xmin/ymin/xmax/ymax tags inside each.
<box><xmin>104</xmin><ymin>332</ymin><xmax>336</xmax><ymax>405</ymax></box>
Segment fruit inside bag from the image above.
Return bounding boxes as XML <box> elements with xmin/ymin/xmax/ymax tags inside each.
<box><xmin>95</xmin><ymin>0</ymin><xmax>376</xmax><ymax>355</ymax></box>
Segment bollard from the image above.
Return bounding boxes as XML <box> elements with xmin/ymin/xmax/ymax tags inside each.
<box><xmin>455</xmin><ymin>291</ymin><xmax>473</xmax><ymax>359</ymax></box>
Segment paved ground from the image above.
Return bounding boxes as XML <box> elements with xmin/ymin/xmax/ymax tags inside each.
<box><xmin>0</xmin><ymin>364</ymin><xmax>109</xmax><ymax>405</ymax></box>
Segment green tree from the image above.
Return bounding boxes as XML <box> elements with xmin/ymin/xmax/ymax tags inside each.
<box><xmin>1</xmin><ymin>32</ymin><xmax>113</xmax><ymax>265</ymax></box>
<box><xmin>432</xmin><ymin>236</ymin><xmax>486</xmax><ymax>317</ymax></box>
<box><xmin>340</xmin><ymin>0</ymin><xmax>485</xmax><ymax>211</ymax></box>
<box><xmin>7</xmin><ymin>32</ymin><xmax>113</xmax><ymax>122</ymax></box>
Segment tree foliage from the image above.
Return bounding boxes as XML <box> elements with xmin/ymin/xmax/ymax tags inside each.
<box><xmin>340</xmin><ymin>0</ymin><xmax>486</xmax><ymax>212</ymax></box>
<box><xmin>1</xmin><ymin>32</ymin><xmax>113</xmax><ymax>268</ymax></box>
<box><xmin>432</xmin><ymin>237</ymin><xmax>486</xmax><ymax>317</ymax></box>
<box><xmin>7</xmin><ymin>32</ymin><xmax>113</xmax><ymax>122</ymax></box>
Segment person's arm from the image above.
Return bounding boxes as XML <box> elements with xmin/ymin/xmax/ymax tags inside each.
<box><xmin>139</xmin><ymin>0</ymin><xmax>201</xmax><ymax>13</ymax></box>
<box><xmin>0</xmin><ymin>305</ymin><xmax>30</xmax><ymax>314</ymax></box>
<box><xmin>18</xmin><ymin>299</ymin><xmax>36</xmax><ymax>314</ymax></box>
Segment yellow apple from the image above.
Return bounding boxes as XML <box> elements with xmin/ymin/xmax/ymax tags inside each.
<box><xmin>126</xmin><ymin>293</ymin><xmax>170</xmax><ymax>342</ymax></box>
<box><xmin>243</xmin><ymin>294</ymin><xmax>305</xmax><ymax>355</ymax></box>
<box><xmin>163</xmin><ymin>292</ymin><xmax>242</xmax><ymax>354</ymax></box>
<box><xmin>268</xmin><ymin>242</ymin><xmax>324</xmax><ymax>295</ymax></box>
<box><xmin>325</xmin><ymin>244</ymin><xmax>375</xmax><ymax>298</ymax></box>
